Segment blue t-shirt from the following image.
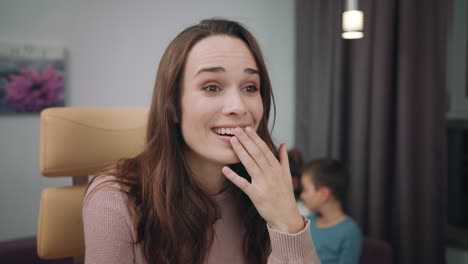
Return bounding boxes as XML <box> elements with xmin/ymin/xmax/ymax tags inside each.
<box><xmin>307</xmin><ymin>213</ymin><xmax>363</xmax><ymax>264</ymax></box>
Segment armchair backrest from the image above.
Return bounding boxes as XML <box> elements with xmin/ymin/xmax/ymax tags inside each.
<box><xmin>360</xmin><ymin>237</ymin><xmax>393</xmax><ymax>264</ymax></box>
<box><xmin>37</xmin><ymin>107</ymin><xmax>148</xmax><ymax>259</ymax></box>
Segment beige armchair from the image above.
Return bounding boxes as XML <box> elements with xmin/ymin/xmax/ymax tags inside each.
<box><xmin>37</xmin><ymin>107</ymin><xmax>148</xmax><ymax>261</ymax></box>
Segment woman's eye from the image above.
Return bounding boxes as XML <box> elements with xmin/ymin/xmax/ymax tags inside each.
<box><xmin>203</xmin><ymin>85</ymin><xmax>221</xmax><ymax>92</ymax></box>
<box><xmin>243</xmin><ymin>85</ymin><xmax>259</xmax><ymax>93</ymax></box>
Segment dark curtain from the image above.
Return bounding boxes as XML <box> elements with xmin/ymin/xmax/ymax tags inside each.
<box><xmin>295</xmin><ymin>0</ymin><xmax>448</xmax><ymax>264</ymax></box>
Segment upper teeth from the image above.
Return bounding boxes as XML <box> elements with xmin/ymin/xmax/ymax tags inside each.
<box><xmin>214</xmin><ymin>128</ymin><xmax>235</xmax><ymax>135</ymax></box>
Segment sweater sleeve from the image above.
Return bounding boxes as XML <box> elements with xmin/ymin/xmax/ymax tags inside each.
<box><xmin>82</xmin><ymin>181</ymin><xmax>136</xmax><ymax>264</ymax></box>
<box><xmin>267</xmin><ymin>219</ymin><xmax>321</xmax><ymax>264</ymax></box>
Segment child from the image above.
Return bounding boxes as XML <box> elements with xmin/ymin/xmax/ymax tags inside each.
<box><xmin>300</xmin><ymin>158</ymin><xmax>362</xmax><ymax>264</ymax></box>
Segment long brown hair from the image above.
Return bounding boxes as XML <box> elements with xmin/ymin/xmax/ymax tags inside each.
<box><xmin>93</xmin><ymin>19</ymin><xmax>277</xmax><ymax>264</ymax></box>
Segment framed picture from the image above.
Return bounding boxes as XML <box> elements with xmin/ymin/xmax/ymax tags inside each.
<box><xmin>0</xmin><ymin>43</ymin><xmax>65</xmax><ymax>114</ymax></box>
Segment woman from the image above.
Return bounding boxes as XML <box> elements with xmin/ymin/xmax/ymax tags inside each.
<box><xmin>83</xmin><ymin>18</ymin><xmax>319</xmax><ymax>264</ymax></box>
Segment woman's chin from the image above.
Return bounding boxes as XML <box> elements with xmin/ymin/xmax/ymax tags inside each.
<box><xmin>221</xmin><ymin>152</ymin><xmax>240</xmax><ymax>165</ymax></box>
<box><xmin>212</xmin><ymin>147</ymin><xmax>238</xmax><ymax>164</ymax></box>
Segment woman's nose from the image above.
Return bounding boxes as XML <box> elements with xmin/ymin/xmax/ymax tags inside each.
<box><xmin>222</xmin><ymin>89</ymin><xmax>248</xmax><ymax>116</ymax></box>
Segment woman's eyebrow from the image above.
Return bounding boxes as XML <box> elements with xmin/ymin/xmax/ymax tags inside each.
<box><xmin>194</xmin><ymin>66</ymin><xmax>225</xmax><ymax>77</ymax></box>
<box><xmin>193</xmin><ymin>67</ymin><xmax>259</xmax><ymax>78</ymax></box>
<box><xmin>244</xmin><ymin>68</ymin><xmax>259</xmax><ymax>75</ymax></box>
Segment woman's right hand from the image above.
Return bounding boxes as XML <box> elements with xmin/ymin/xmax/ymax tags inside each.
<box><xmin>222</xmin><ymin>126</ymin><xmax>304</xmax><ymax>234</ymax></box>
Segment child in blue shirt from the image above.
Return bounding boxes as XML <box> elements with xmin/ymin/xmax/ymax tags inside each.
<box><xmin>300</xmin><ymin>158</ymin><xmax>363</xmax><ymax>264</ymax></box>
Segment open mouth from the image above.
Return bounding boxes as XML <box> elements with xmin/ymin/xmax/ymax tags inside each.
<box><xmin>212</xmin><ymin>127</ymin><xmax>235</xmax><ymax>137</ymax></box>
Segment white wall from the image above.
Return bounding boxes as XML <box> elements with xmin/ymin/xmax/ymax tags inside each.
<box><xmin>0</xmin><ymin>0</ymin><xmax>296</xmax><ymax>240</ymax></box>
<box><xmin>447</xmin><ymin>0</ymin><xmax>468</xmax><ymax>119</ymax></box>
<box><xmin>447</xmin><ymin>247</ymin><xmax>468</xmax><ymax>264</ymax></box>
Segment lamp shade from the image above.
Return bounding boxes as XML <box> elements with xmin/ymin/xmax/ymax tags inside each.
<box><xmin>342</xmin><ymin>31</ymin><xmax>364</xmax><ymax>39</ymax></box>
<box><xmin>343</xmin><ymin>10</ymin><xmax>364</xmax><ymax>31</ymax></box>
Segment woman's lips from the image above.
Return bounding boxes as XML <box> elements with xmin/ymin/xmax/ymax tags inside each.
<box><xmin>212</xmin><ymin>131</ymin><xmax>235</xmax><ymax>144</ymax></box>
<box><xmin>211</xmin><ymin>131</ymin><xmax>234</xmax><ymax>145</ymax></box>
<box><xmin>211</xmin><ymin>125</ymin><xmax>250</xmax><ymax>144</ymax></box>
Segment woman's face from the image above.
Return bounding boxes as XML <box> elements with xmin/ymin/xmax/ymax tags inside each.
<box><xmin>180</xmin><ymin>35</ymin><xmax>264</xmax><ymax>166</ymax></box>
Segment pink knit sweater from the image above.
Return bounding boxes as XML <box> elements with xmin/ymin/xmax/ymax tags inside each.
<box><xmin>82</xmin><ymin>176</ymin><xmax>320</xmax><ymax>263</ymax></box>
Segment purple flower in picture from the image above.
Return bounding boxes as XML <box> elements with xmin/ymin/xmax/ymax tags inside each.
<box><xmin>3</xmin><ymin>64</ymin><xmax>64</xmax><ymax>111</ymax></box>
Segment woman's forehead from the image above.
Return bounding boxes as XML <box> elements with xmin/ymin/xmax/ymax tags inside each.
<box><xmin>184</xmin><ymin>35</ymin><xmax>258</xmax><ymax>78</ymax></box>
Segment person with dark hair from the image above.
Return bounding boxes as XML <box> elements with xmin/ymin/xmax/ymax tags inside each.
<box><xmin>82</xmin><ymin>19</ymin><xmax>319</xmax><ymax>264</ymax></box>
<box><xmin>288</xmin><ymin>148</ymin><xmax>310</xmax><ymax>216</ymax></box>
<box><xmin>300</xmin><ymin>158</ymin><xmax>362</xmax><ymax>264</ymax></box>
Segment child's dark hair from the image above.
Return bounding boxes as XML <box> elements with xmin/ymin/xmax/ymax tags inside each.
<box><xmin>303</xmin><ymin>158</ymin><xmax>349</xmax><ymax>205</ymax></box>
<box><xmin>288</xmin><ymin>148</ymin><xmax>304</xmax><ymax>198</ymax></box>
<box><xmin>288</xmin><ymin>148</ymin><xmax>303</xmax><ymax>177</ymax></box>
